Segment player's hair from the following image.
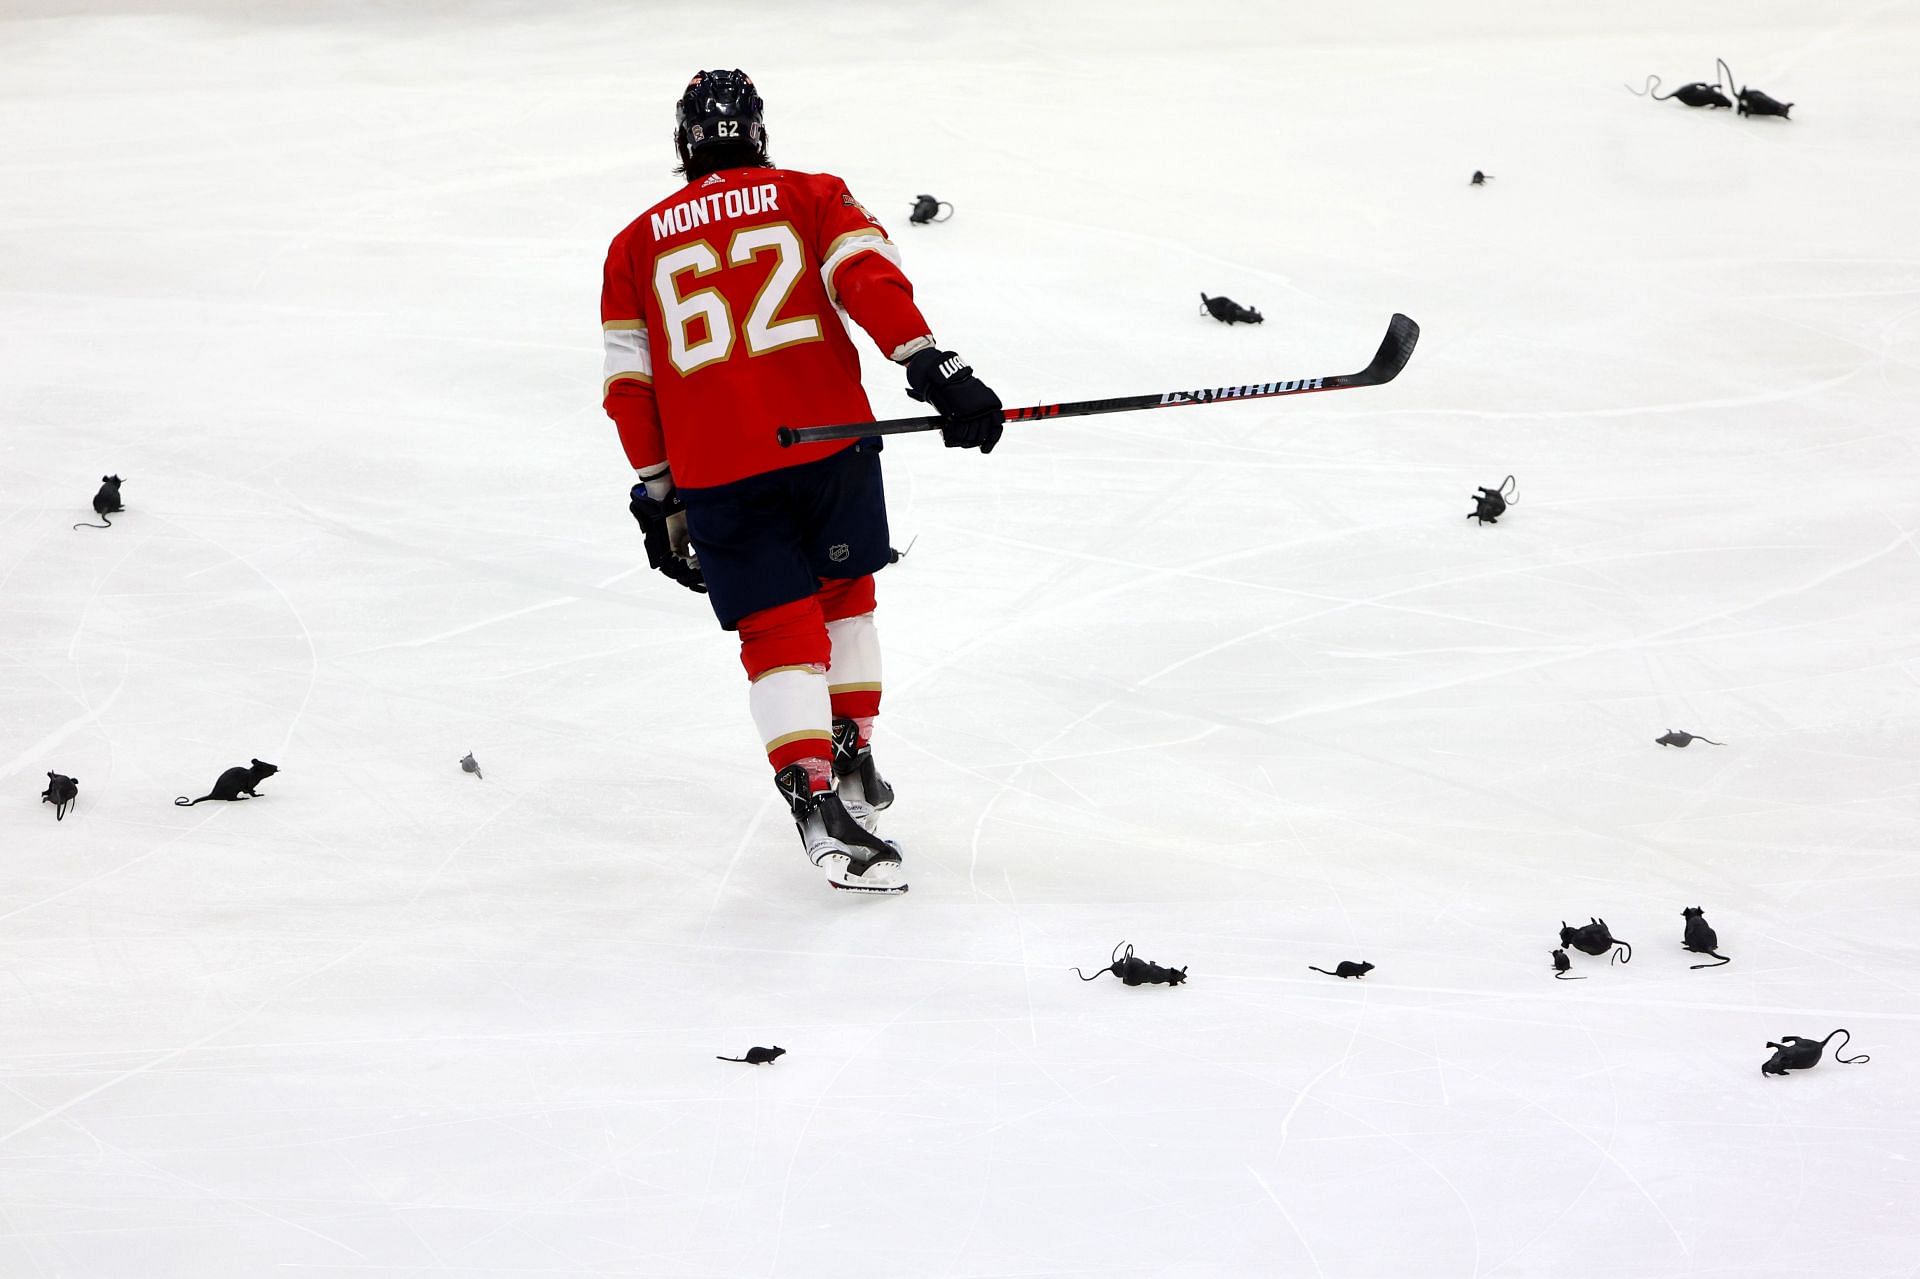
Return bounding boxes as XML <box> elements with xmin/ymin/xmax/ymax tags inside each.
<box><xmin>675</xmin><ymin>139</ymin><xmax>775</xmax><ymax>181</ymax></box>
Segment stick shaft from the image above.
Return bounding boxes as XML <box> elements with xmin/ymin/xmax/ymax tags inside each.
<box><xmin>776</xmin><ymin>313</ymin><xmax>1418</xmax><ymax>448</ymax></box>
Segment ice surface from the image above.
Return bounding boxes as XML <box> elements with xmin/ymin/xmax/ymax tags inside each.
<box><xmin>3</xmin><ymin>1</ymin><xmax>1919</xmax><ymax>1275</ymax></box>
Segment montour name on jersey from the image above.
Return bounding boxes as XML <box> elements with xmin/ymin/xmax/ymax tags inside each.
<box><xmin>651</xmin><ymin>184</ymin><xmax>781</xmax><ymax>239</ymax></box>
<box><xmin>1160</xmin><ymin>378</ymin><xmax>1323</xmax><ymax>405</ymax></box>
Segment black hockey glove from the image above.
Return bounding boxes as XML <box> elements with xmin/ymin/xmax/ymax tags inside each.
<box><xmin>629</xmin><ymin>485</ymin><xmax>706</xmax><ymax>594</ymax></box>
<box><xmin>903</xmin><ymin>347</ymin><xmax>1004</xmax><ymax>453</ymax></box>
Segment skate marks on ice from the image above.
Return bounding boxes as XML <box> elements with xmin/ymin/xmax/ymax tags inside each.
<box><xmin>889</xmin><ymin>492</ymin><xmax>1584</xmax><ymax>862</ymax></box>
<box><xmin>120</xmin><ymin>506</ymin><xmax>324</xmax><ymax>762</ymax></box>
<box><xmin>281</xmin><ymin>484</ymin><xmax>658</xmax><ymax>630</ymax></box>
<box><xmin>1249</xmin><ymin>1025</ymin><xmax>1498</xmax><ymax>1274</ymax></box>
<box><xmin>940</xmin><ymin>517</ymin><xmax>1911</xmax><ymax>784</ymax></box>
<box><xmin>760</xmin><ymin>964</ymin><xmax>981</xmax><ymax>1278</ymax></box>
<box><xmin>1145</xmin><ymin>526</ymin><xmax>1920</xmax><ymax>743</ymax></box>
<box><xmin>1197</xmin><ymin>952</ymin><xmax>1900</xmax><ymax>1269</ymax></box>
<box><xmin>928</xmin><ymin>528</ymin><xmax>1609</xmax><ymax>895</ymax></box>
<box><xmin>1227</xmin><ymin>981</ymin><xmax>1499</xmax><ymax>1270</ymax></box>
<box><xmin>1247</xmin><ymin>1163</ymin><xmax>1332</xmax><ymax>1279</ymax></box>
<box><xmin>0</xmin><ymin>942</ymin><xmax>372</xmax><ymax>1151</ymax></box>
<box><xmin>955</xmin><ymin>518</ymin><xmax>1568</xmax><ymax>645</ymax></box>
<box><xmin>942</xmin><ymin>525</ymin><xmax>1913</xmax><ymax>900</ymax></box>
<box><xmin>0</xmin><ymin>656</ymin><xmax>127</xmax><ymax>789</ymax></box>
<box><xmin>1321</xmin><ymin>364</ymin><xmax>1864</xmax><ymax>424</ymax></box>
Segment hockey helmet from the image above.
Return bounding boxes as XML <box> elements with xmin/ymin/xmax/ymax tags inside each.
<box><xmin>675</xmin><ymin>69</ymin><xmax>767</xmax><ymax>164</ymax></box>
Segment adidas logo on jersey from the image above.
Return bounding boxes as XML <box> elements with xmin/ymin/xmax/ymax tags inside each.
<box><xmin>701</xmin><ymin>173</ymin><xmax>725</xmax><ymax>187</ymax></box>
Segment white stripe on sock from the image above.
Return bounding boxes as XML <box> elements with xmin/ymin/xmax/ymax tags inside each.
<box><xmin>825</xmin><ymin>611</ymin><xmax>881</xmax><ymax>690</ymax></box>
<box><xmin>750</xmin><ymin>666</ymin><xmax>832</xmax><ymax>756</ymax></box>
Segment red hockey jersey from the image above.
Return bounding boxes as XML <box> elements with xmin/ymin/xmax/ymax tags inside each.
<box><xmin>601</xmin><ymin>167</ymin><xmax>933</xmax><ymax>489</ymax></box>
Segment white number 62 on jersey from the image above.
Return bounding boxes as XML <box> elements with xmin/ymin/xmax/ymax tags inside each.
<box><xmin>653</xmin><ymin>223</ymin><xmax>823</xmax><ymax>376</ymax></box>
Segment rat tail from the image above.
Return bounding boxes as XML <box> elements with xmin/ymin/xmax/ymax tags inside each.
<box><xmin>1307</xmin><ymin>966</ymin><xmax>1338</xmax><ymax>976</ymax></box>
<box><xmin>1076</xmin><ymin>939</ymin><xmax>1129</xmax><ymax>980</ymax></box>
<box><xmin>1715</xmin><ymin>57</ymin><xmax>1736</xmax><ymax>98</ymax></box>
<box><xmin>1688</xmin><ymin>951</ymin><xmax>1731</xmax><ymax>969</ymax></box>
<box><xmin>174</xmin><ymin>795</ymin><xmax>207</xmax><ymax>806</ymax></box>
<box><xmin>1695</xmin><ymin>736</ymin><xmax>1725</xmax><ymax>745</ymax></box>
<box><xmin>1553</xmin><ymin>970</ymin><xmax>1587</xmax><ymax>980</ymax></box>
<box><xmin>1824</xmin><ymin>1029</ymin><xmax>1870</xmax><ymax>1064</ymax></box>
<box><xmin>1499</xmin><ymin>474</ymin><xmax>1517</xmax><ymax>505</ymax></box>
<box><xmin>715</xmin><ymin>1055</ymin><xmax>748</xmax><ymax>1062</ymax></box>
<box><xmin>72</xmin><ymin>516</ymin><xmax>112</xmax><ymax>529</ymax></box>
<box><xmin>1629</xmin><ymin>74</ymin><xmax>1661</xmax><ymax>98</ymax></box>
<box><xmin>1199</xmin><ymin>293</ymin><xmax>1212</xmax><ymax>316</ymax></box>
<box><xmin>1610</xmin><ymin>941</ymin><xmax>1632</xmax><ymax>964</ymax></box>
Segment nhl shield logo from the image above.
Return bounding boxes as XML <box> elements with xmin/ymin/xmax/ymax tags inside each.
<box><xmin>829</xmin><ymin>543</ymin><xmax>850</xmax><ymax>563</ymax></box>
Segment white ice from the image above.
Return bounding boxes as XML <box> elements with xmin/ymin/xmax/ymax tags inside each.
<box><xmin>3</xmin><ymin>1</ymin><xmax>1919</xmax><ymax>1274</ymax></box>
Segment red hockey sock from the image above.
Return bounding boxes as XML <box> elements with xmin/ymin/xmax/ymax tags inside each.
<box><xmin>740</xmin><ymin>597</ymin><xmax>834</xmax><ymax>777</ymax></box>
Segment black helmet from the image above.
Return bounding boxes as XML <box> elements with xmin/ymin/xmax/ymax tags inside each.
<box><xmin>674</xmin><ymin>69</ymin><xmax>767</xmax><ymax>168</ymax></box>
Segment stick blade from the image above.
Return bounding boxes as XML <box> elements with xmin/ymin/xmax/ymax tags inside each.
<box><xmin>1356</xmin><ymin>313</ymin><xmax>1419</xmax><ymax>385</ymax></box>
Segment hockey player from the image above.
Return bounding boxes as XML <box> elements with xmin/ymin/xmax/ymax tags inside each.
<box><xmin>601</xmin><ymin>69</ymin><xmax>1002</xmax><ymax>894</ymax></box>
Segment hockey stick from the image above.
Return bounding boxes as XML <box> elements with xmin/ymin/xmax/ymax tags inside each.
<box><xmin>776</xmin><ymin>313</ymin><xmax>1419</xmax><ymax>448</ymax></box>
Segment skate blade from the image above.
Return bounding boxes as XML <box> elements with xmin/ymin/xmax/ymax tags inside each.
<box><xmin>816</xmin><ymin>850</ymin><xmax>907</xmax><ymax>894</ymax></box>
<box><xmin>830</xmin><ymin>877</ymin><xmax>909</xmax><ymax>895</ymax></box>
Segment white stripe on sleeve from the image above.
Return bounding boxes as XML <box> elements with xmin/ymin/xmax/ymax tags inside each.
<box><xmin>819</xmin><ymin>231</ymin><xmax>901</xmax><ymax>303</ymax></box>
<box><xmin>602</xmin><ymin>322</ymin><xmax>652</xmax><ymax>386</ymax></box>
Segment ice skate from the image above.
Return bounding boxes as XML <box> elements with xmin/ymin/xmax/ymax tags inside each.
<box><xmin>831</xmin><ymin>716</ymin><xmax>895</xmax><ymax>837</ymax></box>
<box><xmin>775</xmin><ymin>762</ymin><xmax>907</xmax><ymax>894</ymax></box>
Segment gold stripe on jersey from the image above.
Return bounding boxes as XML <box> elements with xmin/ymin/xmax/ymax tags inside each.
<box><xmin>602</xmin><ymin>318</ymin><xmax>646</xmax><ymax>331</ymax></box>
<box><xmin>822</xmin><ymin>228</ymin><xmax>890</xmax><ymax>260</ymax></box>
<box><xmin>826</xmin><ymin>681</ymin><xmax>882</xmax><ymax>694</ymax></box>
